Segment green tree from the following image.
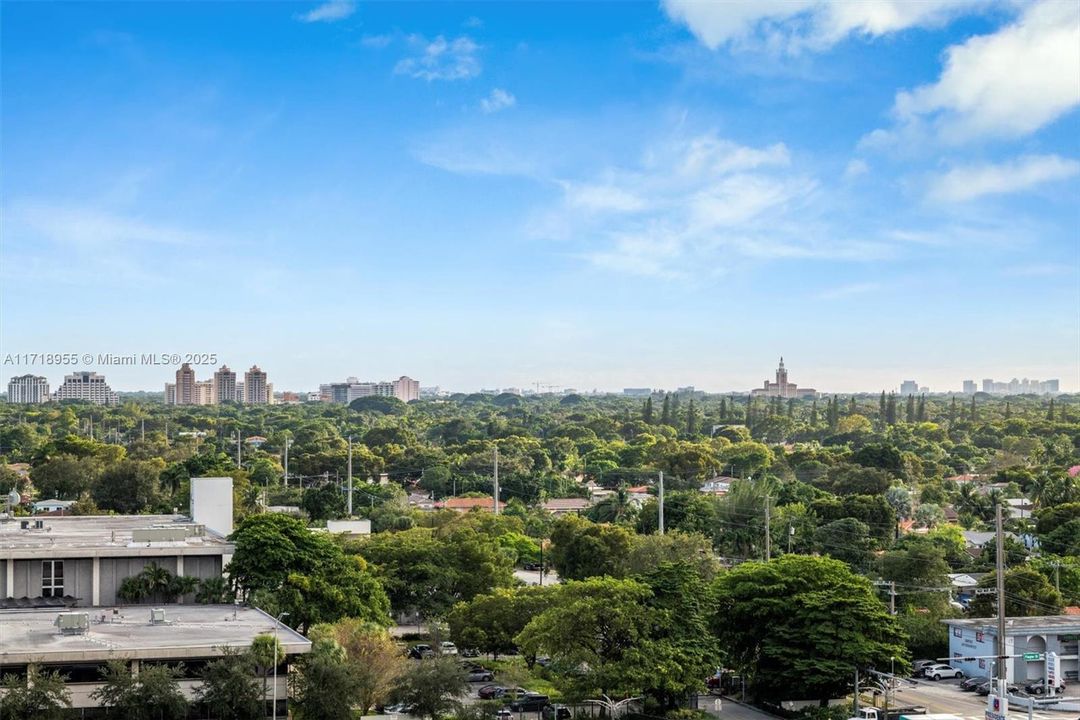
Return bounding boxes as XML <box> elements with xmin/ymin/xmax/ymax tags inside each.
<box><xmin>393</xmin><ymin>657</ymin><xmax>468</xmax><ymax>720</ymax></box>
<box><xmin>196</xmin><ymin>648</ymin><xmax>264</xmax><ymax>720</ymax></box>
<box><xmin>310</xmin><ymin>619</ymin><xmax>407</xmax><ymax>715</ymax></box>
<box><xmin>447</xmin><ymin>586</ymin><xmax>555</xmax><ymax>660</ymax></box>
<box><xmin>91</xmin><ymin>660</ymin><xmax>189</xmax><ymax>720</ymax></box>
<box><xmin>970</xmin><ymin>567</ymin><xmax>1064</xmax><ymax>617</ymax></box>
<box><xmin>301</xmin><ymin>483</ymin><xmax>347</xmax><ymax>522</ymax></box>
<box><xmin>547</xmin><ymin>514</ymin><xmax>634</xmax><ymax>580</ymax></box>
<box><xmin>93</xmin><ymin>459</ymin><xmax>163</xmax><ymax>513</ymax></box>
<box><xmin>0</xmin><ymin>665</ymin><xmax>71</xmax><ymax>720</ymax></box>
<box><xmin>229</xmin><ymin>513</ymin><xmax>390</xmax><ymax>632</ymax></box>
<box><xmin>516</xmin><ymin>576</ymin><xmax>653</xmax><ymax>698</ymax></box>
<box><xmin>29</xmin><ymin>454</ymin><xmax>101</xmax><ymax>500</ymax></box>
<box><xmin>712</xmin><ymin>554</ymin><xmax>907</xmax><ymax>705</ymax></box>
<box><xmin>291</xmin><ymin>632</ymin><xmax>359</xmax><ymax>720</ymax></box>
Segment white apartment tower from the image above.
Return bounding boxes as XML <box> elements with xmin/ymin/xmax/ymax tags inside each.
<box><xmin>7</xmin><ymin>375</ymin><xmax>50</xmax><ymax>404</ymax></box>
<box><xmin>53</xmin><ymin>371</ymin><xmax>119</xmax><ymax>405</ymax></box>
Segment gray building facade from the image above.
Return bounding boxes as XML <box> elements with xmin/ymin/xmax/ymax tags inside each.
<box><xmin>0</xmin><ymin>515</ymin><xmax>233</xmax><ymax>608</ymax></box>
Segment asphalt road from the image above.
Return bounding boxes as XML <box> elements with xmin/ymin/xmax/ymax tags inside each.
<box><xmin>888</xmin><ymin>677</ymin><xmax>1073</xmax><ymax>720</ymax></box>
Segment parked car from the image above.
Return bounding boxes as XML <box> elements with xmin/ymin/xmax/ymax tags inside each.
<box><xmin>384</xmin><ymin>702</ymin><xmax>418</xmax><ymax>714</ymax></box>
<box><xmin>496</xmin><ymin>710</ymin><xmax>513</xmax><ymax>720</ymax></box>
<box><xmin>510</xmin><ymin>693</ymin><xmax>551</xmax><ymax>712</ymax></box>
<box><xmin>479</xmin><ymin>685</ymin><xmax>528</xmax><ymax>700</ymax></box>
<box><xmin>923</xmin><ymin>663</ymin><xmax>963</xmax><ymax>680</ymax></box>
<box><xmin>975</xmin><ymin>680</ymin><xmax>1019</xmax><ymax>696</ymax></box>
<box><xmin>465</xmin><ymin>667</ymin><xmax>495</xmax><ymax>682</ymax></box>
<box><xmin>911</xmin><ymin>660</ymin><xmax>937</xmax><ymax>677</ymax></box>
<box><xmin>960</xmin><ymin>675</ymin><xmax>989</xmax><ymax>691</ymax></box>
<box><xmin>1024</xmin><ymin>678</ymin><xmax>1067</xmax><ymax>695</ymax></box>
<box><xmin>523</xmin><ymin>562</ymin><xmax>543</xmax><ymax>571</ymax></box>
<box><xmin>407</xmin><ymin>644</ymin><xmax>434</xmax><ymax>659</ymax></box>
<box><xmin>460</xmin><ymin>647</ymin><xmax>480</xmax><ymax>658</ymax></box>
<box><xmin>542</xmin><ymin>705</ymin><xmax>571</xmax><ymax>720</ymax></box>
<box><xmin>440</xmin><ymin>641</ymin><xmax>459</xmax><ymax>656</ymax></box>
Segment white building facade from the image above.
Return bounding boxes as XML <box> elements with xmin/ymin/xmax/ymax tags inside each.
<box><xmin>7</xmin><ymin>374</ymin><xmax>50</xmax><ymax>403</ymax></box>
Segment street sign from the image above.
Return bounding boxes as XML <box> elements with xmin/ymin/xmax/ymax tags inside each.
<box><xmin>1023</xmin><ymin>652</ymin><xmax>1044</xmax><ymax>661</ymax></box>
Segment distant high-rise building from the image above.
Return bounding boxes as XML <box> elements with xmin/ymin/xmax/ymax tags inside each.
<box><xmin>164</xmin><ymin>383</ymin><xmax>176</xmax><ymax>404</ymax></box>
<box><xmin>962</xmin><ymin>380</ymin><xmax>977</xmax><ymax>395</ymax></box>
<box><xmin>751</xmin><ymin>357</ymin><xmax>817</xmax><ymax>399</ymax></box>
<box><xmin>900</xmin><ymin>380</ymin><xmax>919</xmax><ymax>396</ymax></box>
<box><xmin>975</xmin><ymin>377</ymin><xmax>1060</xmax><ymax>395</ymax></box>
<box><xmin>393</xmin><ymin>376</ymin><xmax>420</xmax><ymax>403</ymax></box>
<box><xmin>54</xmin><ymin>371</ymin><xmax>118</xmax><ymax>405</ymax></box>
<box><xmin>321</xmin><ymin>375</ymin><xmax>420</xmax><ymax>404</ymax></box>
<box><xmin>982</xmin><ymin>379</ymin><xmax>994</xmax><ymax>393</ymax></box>
<box><xmin>193</xmin><ymin>380</ymin><xmax>214</xmax><ymax>405</ymax></box>
<box><xmin>623</xmin><ymin>388</ymin><xmax>653</xmax><ymax>397</ymax></box>
<box><xmin>244</xmin><ymin>366</ymin><xmax>268</xmax><ymax>404</ymax></box>
<box><xmin>173</xmin><ymin>363</ymin><xmax>196</xmax><ymax>405</ymax></box>
<box><xmin>7</xmin><ymin>374</ymin><xmax>50</xmax><ymax>404</ymax></box>
<box><xmin>213</xmin><ymin>365</ymin><xmax>238</xmax><ymax>403</ymax></box>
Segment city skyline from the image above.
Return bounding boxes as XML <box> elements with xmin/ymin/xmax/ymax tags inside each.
<box><xmin>2</xmin><ymin>360</ymin><xmax>1066</xmax><ymax>398</ymax></box>
<box><xmin>1</xmin><ymin>2</ymin><xmax>1078</xmax><ymax>392</ymax></box>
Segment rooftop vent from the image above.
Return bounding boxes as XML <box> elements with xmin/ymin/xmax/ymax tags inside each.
<box><xmin>132</xmin><ymin>527</ymin><xmax>189</xmax><ymax>543</ymax></box>
<box><xmin>55</xmin><ymin>612</ymin><xmax>90</xmax><ymax>635</ymax></box>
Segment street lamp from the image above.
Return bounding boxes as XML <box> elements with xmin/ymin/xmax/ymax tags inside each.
<box><xmin>272</xmin><ymin>612</ymin><xmax>289</xmax><ymax>720</ymax></box>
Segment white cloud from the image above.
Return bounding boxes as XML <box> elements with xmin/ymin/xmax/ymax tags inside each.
<box><xmin>883</xmin><ymin>0</ymin><xmax>1080</xmax><ymax>143</ymax></box>
<box><xmin>928</xmin><ymin>154</ymin><xmax>1080</xmax><ymax>202</ymax></box>
<box><xmin>361</xmin><ymin>34</ymin><xmax>393</xmax><ymax>49</ymax></box>
<box><xmin>661</xmin><ymin>0</ymin><xmax>988</xmax><ymax>53</ymax></box>
<box><xmin>480</xmin><ymin>88</ymin><xmax>516</xmax><ymax>114</ymax></box>
<box><xmin>844</xmin><ymin>159</ymin><xmax>869</xmax><ymax>179</ymax></box>
<box><xmin>296</xmin><ymin>0</ymin><xmax>355</xmax><ymax>24</ymax></box>
<box><xmin>395</xmin><ymin>35</ymin><xmax>481</xmax><ymax>81</ymax></box>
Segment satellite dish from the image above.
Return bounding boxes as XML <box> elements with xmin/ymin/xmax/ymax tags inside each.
<box><xmin>7</xmin><ymin>489</ymin><xmax>21</xmax><ymax>506</ymax></box>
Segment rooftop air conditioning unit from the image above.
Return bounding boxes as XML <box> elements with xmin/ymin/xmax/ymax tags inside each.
<box><xmin>55</xmin><ymin>612</ymin><xmax>91</xmax><ymax>635</ymax></box>
<box><xmin>19</xmin><ymin>520</ymin><xmax>29</xmax><ymax>530</ymax></box>
<box><xmin>150</xmin><ymin>608</ymin><xmax>168</xmax><ymax>625</ymax></box>
<box><xmin>34</xmin><ymin>520</ymin><xmax>44</xmax><ymax>529</ymax></box>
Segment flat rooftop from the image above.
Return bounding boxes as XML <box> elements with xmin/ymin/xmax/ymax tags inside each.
<box><xmin>944</xmin><ymin>615</ymin><xmax>1080</xmax><ymax>633</ymax></box>
<box><xmin>0</xmin><ymin>515</ymin><xmax>233</xmax><ymax>559</ymax></box>
<box><xmin>0</xmin><ymin>604</ymin><xmax>310</xmax><ymax>664</ymax></box>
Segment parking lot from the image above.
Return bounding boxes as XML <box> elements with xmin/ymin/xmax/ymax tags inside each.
<box><xmin>889</xmin><ymin>676</ymin><xmax>1077</xmax><ymax>720</ymax></box>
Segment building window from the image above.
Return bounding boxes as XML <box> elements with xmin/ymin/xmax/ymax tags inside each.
<box><xmin>42</xmin><ymin>560</ymin><xmax>64</xmax><ymax>597</ymax></box>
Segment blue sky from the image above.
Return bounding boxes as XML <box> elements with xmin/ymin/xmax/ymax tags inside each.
<box><xmin>2</xmin><ymin>0</ymin><xmax>1078</xmax><ymax>394</ymax></box>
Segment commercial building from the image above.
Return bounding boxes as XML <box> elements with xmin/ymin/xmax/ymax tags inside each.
<box><xmin>0</xmin><ymin>604</ymin><xmax>310</xmax><ymax>714</ymax></box>
<box><xmin>980</xmin><ymin>377</ymin><xmax>1060</xmax><ymax>395</ymax></box>
<box><xmin>963</xmin><ymin>380</ymin><xmax>977</xmax><ymax>395</ymax></box>
<box><xmin>751</xmin><ymin>357</ymin><xmax>817</xmax><ymax>399</ymax></box>
<box><xmin>244</xmin><ymin>365</ymin><xmax>268</xmax><ymax>404</ymax></box>
<box><xmin>945</xmin><ymin>615</ymin><xmax>1079</xmax><ymax>684</ymax></box>
<box><xmin>7</xmin><ymin>374</ymin><xmax>50</xmax><ymax>403</ymax></box>
<box><xmin>53</xmin><ymin>371</ymin><xmax>119</xmax><ymax>405</ymax></box>
<box><xmin>623</xmin><ymin>388</ymin><xmax>653</xmax><ymax>397</ymax></box>
<box><xmin>900</xmin><ymin>380</ymin><xmax>919</xmax><ymax>396</ymax></box>
<box><xmin>321</xmin><ymin>375</ymin><xmax>421</xmax><ymax>404</ymax></box>
<box><xmin>1</xmin><ymin>478</ymin><xmax>233</xmax><ymax>608</ymax></box>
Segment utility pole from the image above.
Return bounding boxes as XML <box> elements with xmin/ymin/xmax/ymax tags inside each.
<box><xmin>852</xmin><ymin>667</ymin><xmax>859</xmax><ymax>715</ymax></box>
<box><xmin>787</xmin><ymin>524</ymin><xmax>794</xmax><ymax>554</ymax></box>
<box><xmin>764</xmin><ymin>495</ymin><xmax>771</xmax><ymax>560</ymax></box>
<box><xmin>995</xmin><ymin>502</ymin><xmax>1007</xmax><ymax>699</ymax></box>
<box><xmin>493</xmin><ymin>446</ymin><xmax>499</xmax><ymax>515</ymax></box>
<box><xmin>283</xmin><ymin>436</ymin><xmax>290</xmax><ymax>488</ymax></box>
<box><xmin>889</xmin><ymin>581</ymin><xmax>896</xmax><ymax>615</ymax></box>
<box><xmin>347</xmin><ymin>436</ymin><xmax>353</xmax><ymax>517</ymax></box>
<box><xmin>140</xmin><ymin>419</ymin><xmax>145</xmax><ymax>442</ymax></box>
<box><xmin>658</xmin><ymin>471</ymin><xmax>665</xmax><ymax>535</ymax></box>
<box><xmin>236</xmin><ymin>431</ymin><xmax>242</xmax><ymax>468</ymax></box>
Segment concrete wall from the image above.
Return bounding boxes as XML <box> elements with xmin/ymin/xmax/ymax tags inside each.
<box><xmin>2</xmin><ymin>554</ymin><xmax>222</xmax><ymax>607</ymax></box>
<box><xmin>190</xmin><ymin>476</ymin><xmax>234</xmax><ymax>538</ymax></box>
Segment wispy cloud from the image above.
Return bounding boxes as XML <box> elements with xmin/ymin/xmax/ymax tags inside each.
<box><xmin>296</xmin><ymin>0</ymin><xmax>355</xmax><ymax>24</ymax></box>
<box><xmin>661</xmin><ymin>0</ymin><xmax>992</xmax><ymax>54</ymax></box>
<box><xmin>844</xmin><ymin>159</ymin><xmax>869</xmax><ymax>179</ymax></box>
<box><xmin>1004</xmin><ymin>263</ymin><xmax>1072</xmax><ymax>277</ymax></box>
<box><xmin>395</xmin><ymin>35</ymin><xmax>481</xmax><ymax>81</ymax></box>
<box><xmin>361</xmin><ymin>34</ymin><xmax>393</xmax><ymax>49</ymax></box>
<box><xmin>928</xmin><ymin>154</ymin><xmax>1080</xmax><ymax>202</ymax></box>
<box><xmin>480</xmin><ymin>88</ymin><xmax>516</xmax><ymax>114</ymax></box>
<box><xmin>866</xmin><ymin>0</ymin><xmax>1080</xmax><ymax>145</ymax></box>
